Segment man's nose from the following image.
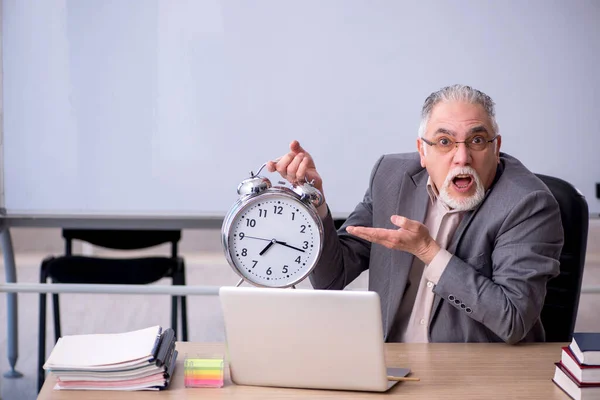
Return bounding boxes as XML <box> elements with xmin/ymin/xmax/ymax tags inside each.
<box><xmin>452</xmin><ymin>142</ymin><xmax>472</xmax><ymax>165</ymax></box>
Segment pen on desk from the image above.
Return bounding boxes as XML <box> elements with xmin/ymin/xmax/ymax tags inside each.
<box><xmin>387</xmin><ymin>376</ymin><xmax>420</xmax><ymax>382</ymax></box>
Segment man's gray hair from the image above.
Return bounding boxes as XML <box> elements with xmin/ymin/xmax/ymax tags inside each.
<box><xmin>418</xmin><ymin>84</ymin><xmax>499</xmax><ymax>138</ymax></box>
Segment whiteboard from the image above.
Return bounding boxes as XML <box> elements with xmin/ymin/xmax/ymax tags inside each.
<box><xmin>2</xmin><ymin>0</ymin><xmax>599</xmax><ymax>216</ymax></box>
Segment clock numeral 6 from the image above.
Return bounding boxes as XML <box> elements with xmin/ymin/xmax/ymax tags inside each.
<box><xmin>266</xmin><ymin>267</ymin><xmax>272</xmax><ymax>275</ymax></box>
<box><xmin>282</xmin><ymin>265</ymin><xmax>288</xmax><ymax>274</ymax></box>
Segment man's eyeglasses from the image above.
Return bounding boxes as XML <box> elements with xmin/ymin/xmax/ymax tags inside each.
<box><xmin>421</xmin><ymin>135</ymin><xmax>499</xmax><ymax>153</ymax></box>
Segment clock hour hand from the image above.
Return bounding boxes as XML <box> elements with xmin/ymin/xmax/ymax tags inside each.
<box><xmin>259</xmin><ymin>239</ymin><xmax>277</xmax><ymax>256</ymax></box>
<box><xmin>275</xmin><ymin>241</ymin><xmax>306</xmax><ymax>253</ymax></box>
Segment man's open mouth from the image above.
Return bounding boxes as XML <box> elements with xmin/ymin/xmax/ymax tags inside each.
<box><xmin>452</xmin><ymin>174</ymin><xmax>474</xmax><ymax>193</ymax></box>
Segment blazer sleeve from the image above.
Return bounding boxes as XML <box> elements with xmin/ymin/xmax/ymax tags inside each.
<box><xmin>432</xmin><ymin>190</ymin><xmax>563</xmax><ymax>344</ymax></box>
<box><xmin>309</xmin><ymin>156</ymin><xmax>385</xmax><ymax>290</ymax></box>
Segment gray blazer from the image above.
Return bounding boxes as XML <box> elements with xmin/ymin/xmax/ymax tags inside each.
<box><xmin>310</xmin><ymin>152</ymin><xmax>563</xmax><ymax>344</ymax></box>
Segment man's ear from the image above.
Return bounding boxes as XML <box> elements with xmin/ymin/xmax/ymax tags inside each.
<box><xmin>495</xmin><ymin>135</ymin><xmax>502</xmax><ymax>163</ymax></box>
<box><xmin>417</xmin><ymin>138</ymin><xmax>427</xmax><ymax>168</ymax></box>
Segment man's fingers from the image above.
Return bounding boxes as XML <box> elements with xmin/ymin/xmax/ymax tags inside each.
<box><xmin>390</xmin><ymin>215</ymin><xmax>420</xmax><ymax>231</ymax></box>
<box><xmin>286</xmin><ymin>153</ymin><xmax>305</xmax><ymax>183</ymax></box>
<box><xmin>274</xmin><ymin>153</ymin><xmax>295</xmax><ymax>177</ymax></box>
<box><xmin>290</xmin><ymin>140</ymin><xmax>307</xmax><ymax>154</ymax></box>
<box><xmin>347</xmin><ymin>226</ymin><xmax>397</xmax><ymax>247</ymax></box>
<box><xmin>296</xmin><ymin>155</ymin><xmax>313</xmax><ymax>182</ymax></box>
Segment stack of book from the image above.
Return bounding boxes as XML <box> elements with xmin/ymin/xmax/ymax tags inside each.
<box><xmin>43</xmin><ymin>325</ymin><xmax>177</xmax><ymax>391</ymax></box>
<box><xmin>552</xmin><ymin>332</ymin><xmax>600</xmax><ymax>400</ymax></box>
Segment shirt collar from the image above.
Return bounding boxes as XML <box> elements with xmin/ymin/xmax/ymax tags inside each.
<box><xmin>426</xmin><ymin>176</ymin><xmax>439</xmax><ymax>205</ymax></box>
<box><xmin>426</xmin><ymin>176</ymin><xmax>465</xmax><ymax>214</ymax></box>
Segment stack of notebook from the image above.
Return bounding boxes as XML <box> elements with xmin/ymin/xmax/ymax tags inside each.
<box><xmin>43</xmin><ymin>326</ymin><xmax>177</xmax><ymax>391</ymax></box>
<box><xmin>552</xmin><ymin>332</ymin><xmax>600</xmax><ymax>400</ymax></box>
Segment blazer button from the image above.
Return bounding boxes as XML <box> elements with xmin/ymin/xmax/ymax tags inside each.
<box><xmin>454</xmin><ymin>299</ymin><xmax>461</xmax><ymax>305</ymax></box>
<box><xmin>448</xmin><ymin>295</ymin><xmax>455</xmax><ymax>301</ymax></box>
<box><xmin>465</xmin><ymin>307</ymin><xmax>473</xmax><ymax>314</ymax></box>
<box><xmin>460</xmin><ymin>303</ymin><xmax>466</xmax><ymax>309</ymax></box>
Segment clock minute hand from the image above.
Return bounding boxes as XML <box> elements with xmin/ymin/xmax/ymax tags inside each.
<box><xmin>275</xmin><ymin>241</ymin><xmax>306</xmax><ymax>253</ymax></box>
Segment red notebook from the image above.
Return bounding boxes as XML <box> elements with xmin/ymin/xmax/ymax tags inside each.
<box><xmin>561</xmin><ymin>347</ymin><xmax>600</xmax><ymax>384</ymax></box>
<box><xmin>552</xmin><ymin>363</ymin><xmax>600</xmax><ymax>400</ymax></box>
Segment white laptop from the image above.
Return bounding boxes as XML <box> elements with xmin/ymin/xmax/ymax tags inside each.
<box><xmin>219</xmin><ymin>286</ymin><xmax>409</xmax><ymax>392</ymax></box>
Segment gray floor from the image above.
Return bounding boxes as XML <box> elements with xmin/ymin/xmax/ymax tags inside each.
<box><xmin>1</xmin><ymin>223</ymin><xmax>599</xmax><ymax>400</ymax></box>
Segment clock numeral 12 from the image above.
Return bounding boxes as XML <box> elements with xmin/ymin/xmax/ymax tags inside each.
<box><xmin>273</xmin><ymin>205</ymin><xmax>283</xmax><ymax>215</ymax></box>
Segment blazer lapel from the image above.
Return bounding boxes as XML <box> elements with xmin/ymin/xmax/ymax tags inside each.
<box><xmin>385</xmin><ymin>169</ymin><xmax>429</xmax><ymax>339</ymax></box>
<box><xmin>430</xmin><ymin>181</ymin><xmax>497</xmax><ymax>321</ymax></box>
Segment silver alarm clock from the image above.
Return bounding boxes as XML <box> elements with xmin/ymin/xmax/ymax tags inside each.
<box><xmin>221</xmin><ymin>161</ymin><xmax>324</xmax><ymax>288</ymax></box>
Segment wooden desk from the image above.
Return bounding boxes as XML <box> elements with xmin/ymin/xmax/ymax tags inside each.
<box><xmin>38</xmin><ymin>342</ymin><xmax>568</xmax><ymax>399</ymax></box>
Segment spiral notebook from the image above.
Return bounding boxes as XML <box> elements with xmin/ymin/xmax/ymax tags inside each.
<box><xmin>44</xmin><ymin>326</ymin><xmax>177</xmax><ymax>391</ymax></box>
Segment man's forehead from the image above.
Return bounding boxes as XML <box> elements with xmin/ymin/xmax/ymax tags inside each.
<box><xmin>433</xmin><ymin>126</ymin><xmax>490</xmax><ymax>137</ymax></box>
<box><xmin>428</xmin><ymin>102</ymin><xmax>493</xmax><ymax>130</ymax></box>
<box><xmin>430</xmin><ymin>101</ymin><xmax>488</xmax><ymax>119</ymax></box>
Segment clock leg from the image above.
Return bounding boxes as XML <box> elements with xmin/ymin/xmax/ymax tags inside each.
<box><xmin>236</xmin><ymin>278</ymin><xmax>244</xmax><ymax>287</ymax></box>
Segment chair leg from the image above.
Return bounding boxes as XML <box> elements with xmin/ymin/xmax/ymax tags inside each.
<box><xmin>38</xmin><ymin>265</ymin><xmax>48</xmax><ymax>392</ymax></box>
<box><xmin>171</xmin><ymin>294</ymin><xmax>178</xmax><ymax>339</ymax></box>
<box><xmin>171</xmin><ymin>263</ymin><xmax>179</xmax><ymax>338</ymax></box>
<box><xmin>180</xmin><ymin>263</ymin><xmax>188</xmax><ymax>341</ymax></box>
<box><xmin>172</xmin><ymin>259</ymin><xmax>188</xmax><ymax>341</ymax></box>
<box><xmin>52</xmin><ymin>289</ymin><xmax>61</xmax><ymax>343</ymax></box>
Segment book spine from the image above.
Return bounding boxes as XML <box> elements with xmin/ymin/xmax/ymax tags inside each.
<box><xmin>155</xmin><ymin>328</ymin><xmax>175</xmax><ymax>367</ymax></box>
<box><xmin>160</xmin><ymin>350</ymin><xmax>178</xmax><ymax>391</ymax></box>
<box><xmin>162</xmin><ymin>340</ymin><xmax>177</xmax><ymax>377</ymax></box>
<box><xmin>150</xmin><ymin>326</ymin><xmax>164</xmax><ymax>359</ymax></box>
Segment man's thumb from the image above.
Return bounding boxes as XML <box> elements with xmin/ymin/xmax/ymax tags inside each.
<box><xmin>290</xmin><ymin>140</ymin><xmax>307</xmax><ymax>154</ymax></box>
<box><xmin>390</xmin><ymin>215</ymin><xmax>405</xmax><ymax>228</ymax></box>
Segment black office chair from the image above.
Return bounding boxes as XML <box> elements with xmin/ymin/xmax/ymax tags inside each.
<box><xmin>37</xmin><ymin>229</ymin><xmax>188</xmax><ymax>391</ymax></box>
<box><xmin>536</xmin><ymin>174</ymin><xmax>589</xmax><ymax>342</ymax></box>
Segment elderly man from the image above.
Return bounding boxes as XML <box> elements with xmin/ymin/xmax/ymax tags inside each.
<box><xmin>267</xmin><ymin>84</ymin><xmax>563</xmax><ymax>344</ymax></box>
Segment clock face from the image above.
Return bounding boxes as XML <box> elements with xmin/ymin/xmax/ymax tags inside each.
<box><xmin>224</xmin><ymin>191</ymin><xmax>323</xmax><ymax>287</ymax></box>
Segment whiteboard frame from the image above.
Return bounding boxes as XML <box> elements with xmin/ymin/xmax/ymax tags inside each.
<box><xmin>0</xmin><ymin>0</ymin><xmax>5</xmax><ymax>214</ymax></box>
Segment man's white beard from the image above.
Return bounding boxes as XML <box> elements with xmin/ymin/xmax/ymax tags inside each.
<box><xmin>439</xmin><ymin>166</ymin><xmax>485</xmax><ymax>211</ymax></box>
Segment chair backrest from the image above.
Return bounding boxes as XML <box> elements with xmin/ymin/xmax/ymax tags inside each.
<box><xmin>536</xmin><ymin>174</ymin><xmax>589</xmax><ymax>342</ymax></box>
<box><xmin>62</xmin><ymin>229</ymin><xmax>181</xmax><ymax>257</ymax></box>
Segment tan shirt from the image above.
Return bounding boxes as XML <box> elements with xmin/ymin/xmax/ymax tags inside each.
<box><xmin>398</xmin><ymin>178</ymin><xmax>465</xmax><ymax>343</ymax></box>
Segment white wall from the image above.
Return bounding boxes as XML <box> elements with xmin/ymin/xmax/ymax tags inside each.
<box><xmin>3</xmin><ymin>0</ymin><xmax>599</xmax><ymax>215</ymax></box>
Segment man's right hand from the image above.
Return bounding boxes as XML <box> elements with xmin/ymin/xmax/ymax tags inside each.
<box><xmin>266</xmin><ymin>140</ymin><xmax>324</xmax><ymax>194</ymax></box>
<box><xmin>266</xmin><ymin>140</ymin><xmax>327</xmax><ymax>217</ymax></box>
